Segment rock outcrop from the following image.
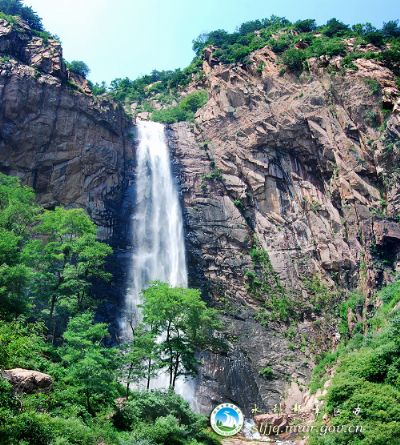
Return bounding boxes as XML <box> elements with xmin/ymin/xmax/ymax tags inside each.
<box><xmin>3</xmin><ymin>368</ymin><xmax>53</xmax><ymax>393</ymax></box>
<box><xmin>170</xmin><ymin>45</ymin><xmax>400</xmax><ymax>413</ymax></box>
<box><xmin>0</xmin><ymin>17</ymin><xmax>134</xmax><ymax>240</ymax></box>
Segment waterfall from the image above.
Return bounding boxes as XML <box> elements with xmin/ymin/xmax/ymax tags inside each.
<box><xmin>124</xmin><ymin>120</ymin><xmax>187</xmax><ymax>324</ymax></box>
<box><xmin>122</xmin><ymin>120</ymin><xmax>195</xmax><ymax>402</ymax></box>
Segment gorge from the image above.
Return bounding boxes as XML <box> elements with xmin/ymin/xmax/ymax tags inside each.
<box><xmin>0</xmin><ymin>5</ymin><xmax>400</xmax><ymax>445</ymax></box>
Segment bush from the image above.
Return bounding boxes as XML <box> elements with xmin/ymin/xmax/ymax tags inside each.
<box><xmin>113</xmin><ymin>390</ymin><xmax>219</xmax><ymax>445</ymax></box>
<box><xmin>364</xmin><ymin>78</ymin><xmax>381</xmax><ymax>95</ymax></box>
<box><xmin>379</xmin><ymin>48</ymin><xmax>400</xmax><ymax>75</ymax></box>
<box><xmin>151</xmin><ymin>90</ymin><xmax>208</xmax><ymax>123</ymax></box>
<box><xmin>293</xmin><ymin>19</ymin><xmax>317</xmax><ymax>33</ymax></box>
<box><xmin>259</xmin><ymin>366</ymin><xmax>274</xmax><ymax>380</ymax></box>
<box><xmin>0</xmin><ymin>0</ymin><xmax>44</xmax><ymax>31</ymax></box>
<box><xmin>382</xmin><ymin>20</ymin><xmax>400</xmax><ymax>38</ymax></box>
<box><xmin>282</xmin><ymin>48</ymin><xmax>306</xmax><ymax>72</ymax></box>
<box><xmin>309</xmin><ymin>280</ymin><xmax>400</xmax><ymax>444</ymax></box>
<box><xmin>307</xmin><ymin>37</ymin><xmax>346</xmax><ymax>57</ymax></box>
<box><xmin>270</xmin><ymin>35</ymin><xmax>292</xmax><ymax>53</ymax></box>
<box><xmin>323</xmin><ymin>18</ymin><xmax>350</xmax><ymax>37</ymax></box>
<box><xmin>67</xmin><ymin>60</ymin><xmax>90</xmax><ymax>78</ymax></box>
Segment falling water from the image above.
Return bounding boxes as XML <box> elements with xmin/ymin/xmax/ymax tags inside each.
<box><xmin>122</xmin><ymin>120</ymin><xmax>195</xmax><ymax>403</ymax></box>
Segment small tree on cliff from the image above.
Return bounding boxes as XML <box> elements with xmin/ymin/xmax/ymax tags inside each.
<box><xmin>141</xmin><ymin>282</ymin><xmax>222</xmax><ymax>389</ymax></box>
<box><xmin>67</xmin><ymin>60</ymin><xmax>90</xmax><ymax>78</ymax></box>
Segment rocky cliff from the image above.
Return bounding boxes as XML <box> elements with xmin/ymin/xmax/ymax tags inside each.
<box><xmin>2</xmin><ymin>14</ymin><xmax>400</xmax><ymax>419</ymax></box>
<box><xmin>170</xmin><ymin>44</ymin><xmax>400</xmax><ymax>413</ymax></box>
<box><xmin>0</xmin><ymin>17</ymin><xmax>134</xmax><ymax>240</ymax></box>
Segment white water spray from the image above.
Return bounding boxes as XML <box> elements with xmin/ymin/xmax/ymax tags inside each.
<box><xmin>122</xmin><ymin>120</ymin><xmax>195</xmax><ymax>402</ymax></box>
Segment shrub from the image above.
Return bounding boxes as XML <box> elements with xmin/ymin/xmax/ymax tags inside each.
<box><xmin>364</xmin><ymin>78</ymin><xmax>381</xmax><ymax>95</ymax></box>
<box><xmin>382</xmin><ymin>20</ymin><xmax>400</xmax><ymax>38</ymax></box>
<box><xmin>113</xmin><ymin>391</ymin><xmax>219</xmax><ymax>445</ymax></box>
<box><xmin>307</xmin><ymin>37</ymin><xmax>346</xmax><ymax>57</ymax></box>
<box><xmin>67</xmin><ymin>60</ymin><xmax>90</xmax><ymax>78</ymax></box>
<box><xmin>293</xmin><ymin>19</ymin><xmax>317</xmax><ymax>33</ymax></box>
<box><xmin>0</xmin><ymin>0</ymin><xmax>44</xmax><ymax>31</ymax></box>
<box><xmin>365</xmin><ymin>31</ymin><xmax>385</xmax><ymax>46</ymax></box>
<box><xmin>270</xmin><ymin>36</ymin><xmax>292</xmax><ymax>53</ymax></box>
<box><xmin>282</xmin><ymin>48</ymin><xmax>306</xmax><ymax>72</ymax></box>
<box><xmin>259</xmin><ymin>366</ymin><xmax>274</xmax><ymax>380</ymax></box>
<box><xmin>379</xmin><ymin>48</ymin><xmax>400</xmax><ymax>75</ymax></box>
<box><xmin>323</xmin><ymin>18</ymin><xmax>350</xmax><ymax>37</ymax></box>
<box><xmin>151</xmin><ymin>90</ymin><xmax>208</xmax><ymax>123</ymax></box>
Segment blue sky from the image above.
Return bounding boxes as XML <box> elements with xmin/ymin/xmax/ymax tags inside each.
<box><xmin>26</xmin><ymin>0</ymin><xmax>399</xmax><ymax>84</ymax></box>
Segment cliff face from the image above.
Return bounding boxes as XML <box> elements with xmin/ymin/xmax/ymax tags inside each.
<box><xmin>0</xmin><ymin>18</ymin><xmax>134</xmax><ymax>240</ymax></box>
<box><xmin>170</xmin><ymin>45</ymin><xmax>400</xmax><ymax>413</ymax></box>
<box><xmin>2</xmin><ymin>15</ymin><xmax>400</xmax><ymax>417</ymax></box>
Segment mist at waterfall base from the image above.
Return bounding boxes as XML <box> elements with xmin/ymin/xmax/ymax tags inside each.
<box><xmin>120</xmin><ymin>120</ymin><xmax>196</xmax><ymax>405</ymax></box>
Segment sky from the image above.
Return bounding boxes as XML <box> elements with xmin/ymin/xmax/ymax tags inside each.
<box><xmin>25</xmin><ymin>0</ymin><xmax>399</xmax><ymax>84</ymax></box>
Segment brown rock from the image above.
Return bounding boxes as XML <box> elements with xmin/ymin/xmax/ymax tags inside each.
<box><xmin>3</xmin><ymin>368</ymin><xmax>52</xmax><ymax>393</ymax></box>
<box><xmin>254</xmin><ymin>413</ymin><xmax>291</xmax><ymax>435</ymax></box>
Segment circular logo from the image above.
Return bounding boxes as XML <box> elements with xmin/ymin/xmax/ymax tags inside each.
<box><xmin>210</xmin><ymin>403</ymin><xmax>244</xmax><ymax>437</ymax></box>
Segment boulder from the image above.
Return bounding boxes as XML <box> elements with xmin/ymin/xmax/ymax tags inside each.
<box><xmin>3</xmin><ymin>368</ymin><xmax>53</xmax><ymax>394</ymax></box>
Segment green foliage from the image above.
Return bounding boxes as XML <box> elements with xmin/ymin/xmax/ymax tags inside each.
<box><xmin>382</xmin><ymin>20</ymin><xmax>400</xmax><ymax>38</ymax></box>
<box><xmin>322</xmin><ymin>18</ymin><xmax>350</xmax><ymax>37</ymax></box>
<box><xmin>202</xmin><ymin>167</ymin><xmax>222</xmax><ymax>182</ymax></box>
<box><xmin>113</xmin><ymin>391</ymin><xmax>220</xmax><ymax>445</ymax></box>
<box><xmin>270</xmin><ymin>35</ymin><xmax>293</xmax><ymax>54</ymax></box>
<box><xmin>307</xmin><ymin>37</ymin><xmax>346</xmax><ymax>57</ymax></box>
<box><xmin>259</xmin><ymin>366</ymin><xmax>274</xmax><ymax>380</ymax></box>
<box><xmin>67</xmin><ymin>60</ymin><xmax>90</xmax><ymax>78</ymax></box>
<box><xmin>303</xmin><ymin>275</ymin><xmax>335</xmax><ymax>314</ymax></box>
<box><xmin>109</xmin><ymin>63</ymin><xmax>202</xmax><ymax>105</ymax></box>
<box><xmin>246</xmin><ymin>240</ymin><xmax>295</xmax><ymax>323</ymax></box>
<box><xmin>140</xmin><ymin>282</ymin><xmax>221</xmax><ymax>388</ymax></box>
<box><xmin>364</xmin><ymin>77</ymin><xmax>381</xmax><ymax>95</ymax></box>
<box><xmin>53</xmin><ymin>312</ymin><xmax>120</xmax><ymax>416</ymax></box>
<box><xmin>151</xmin><ymin>90</ymin><xmax>208</xmax><ymax>123</ymax></box>
<box><xmin>281</xmin><ymin>48</ymin><xmax>306</xmax><ymax>72</ymax></box>
<box><xmin>310</xmin><ymin>279</ymin><xmax>400</xmax><ymax>444</ymax></box>
<box><xmin>0</xmin><ymin>0</ymin><xmax>44</xmax><ymax>31</ymax></box>
<box><xmin>364</xmin><ymin>109</ymin><xmax>381</xmax><ymax>127</ymax></box>
<box><xmin>294</xmin><ymin>19</ymin><xmax>317</xmax><ymax>33</ymax></box>
<box><xmin>89</xmin><ymin>80</ymin><xmax>107</xmax><ymax>96</ymax></box>
<box><xmin>0</xmin><ymin>318</ymin><xmax>47</xmax><ymax>369</ymax></box>
<box><xmin>0</xmin><ymin>173</ymin><xmax>216</xmax><ymax>444</ymax></box>
<box><xmin>0</xmin><ymin>173</ymin><xmax>112</xmax><ymax>328</ymax></box>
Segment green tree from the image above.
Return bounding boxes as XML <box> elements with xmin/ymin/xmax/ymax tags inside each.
<box><xmin>0</xmin><ymin>0</ymin><xmax>44</xmax><ymax>31</ymax></box>
<box><xmin>0</xmin><ymin>318</ymin><xmax>47</xmax><ymax>369</ymax></box>
<box><xmin>323</xmin><ymin>18</ymin><xmax>349</xmax><ymax>37</ymax></box>
<box><xmin>293</xmin><ymin>19</ymin><xmax>317</xmax><ymax>33</ymax></box>
<box><xmin>382</xmin><ymin>20</ymin><xmax>400</xmax><ymax>38</ymax></box>
<box><xmin>0</xmin><ymin>174</ymin><xmax>39</xmax><ymax>317</ymax></box>
<box><xmin>121</xmin><ymin>323</ymin><xmax>160</xmax><ymax>394</ymax></box>
<box><xmin>56</xmin><ymin>312</ymin><xmax>119</xmax><ymax>416</ymax></box>
<box><xmin>282</xmin><ymin>48</ymin><xmax>306</xmax><ymax>72</ymax></box>
<box><xmin>141</xmin><ymin>282</ymin><xmax>221</xmax><ymax>389</ymax></box>
<box><xmin>67</xmin><ymin>60</ymin><xmax>90</xmax><ymax>78</ymax></box>
<box><xmin>22</xmin><ymin>207</ymin><xmax>112</xmax><ymax>340</ymax></box>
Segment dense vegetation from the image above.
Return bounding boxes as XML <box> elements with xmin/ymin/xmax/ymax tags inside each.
<box><xmin>151</xmin><ymin>90</ymin><xmax>208</xmax><ymax>123</ymax></box>
<box><xmin>103</xmin><ymin>15</ymin><xmax>400</xmax><ymax>121</ymax></box>
<box><xmin>191</xmin><ymin>16</ymin><xmax>400</xmax><ymax>75</ymax></box>
<box><xmin>0</xmin><ymin>174</ymin><xmax>220</xmax><ymax>445</ymax></box>
<box><xmin>309</xmin><ymin>281</ymin><xmax>400</xmax><ymax>444</ymax></box>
